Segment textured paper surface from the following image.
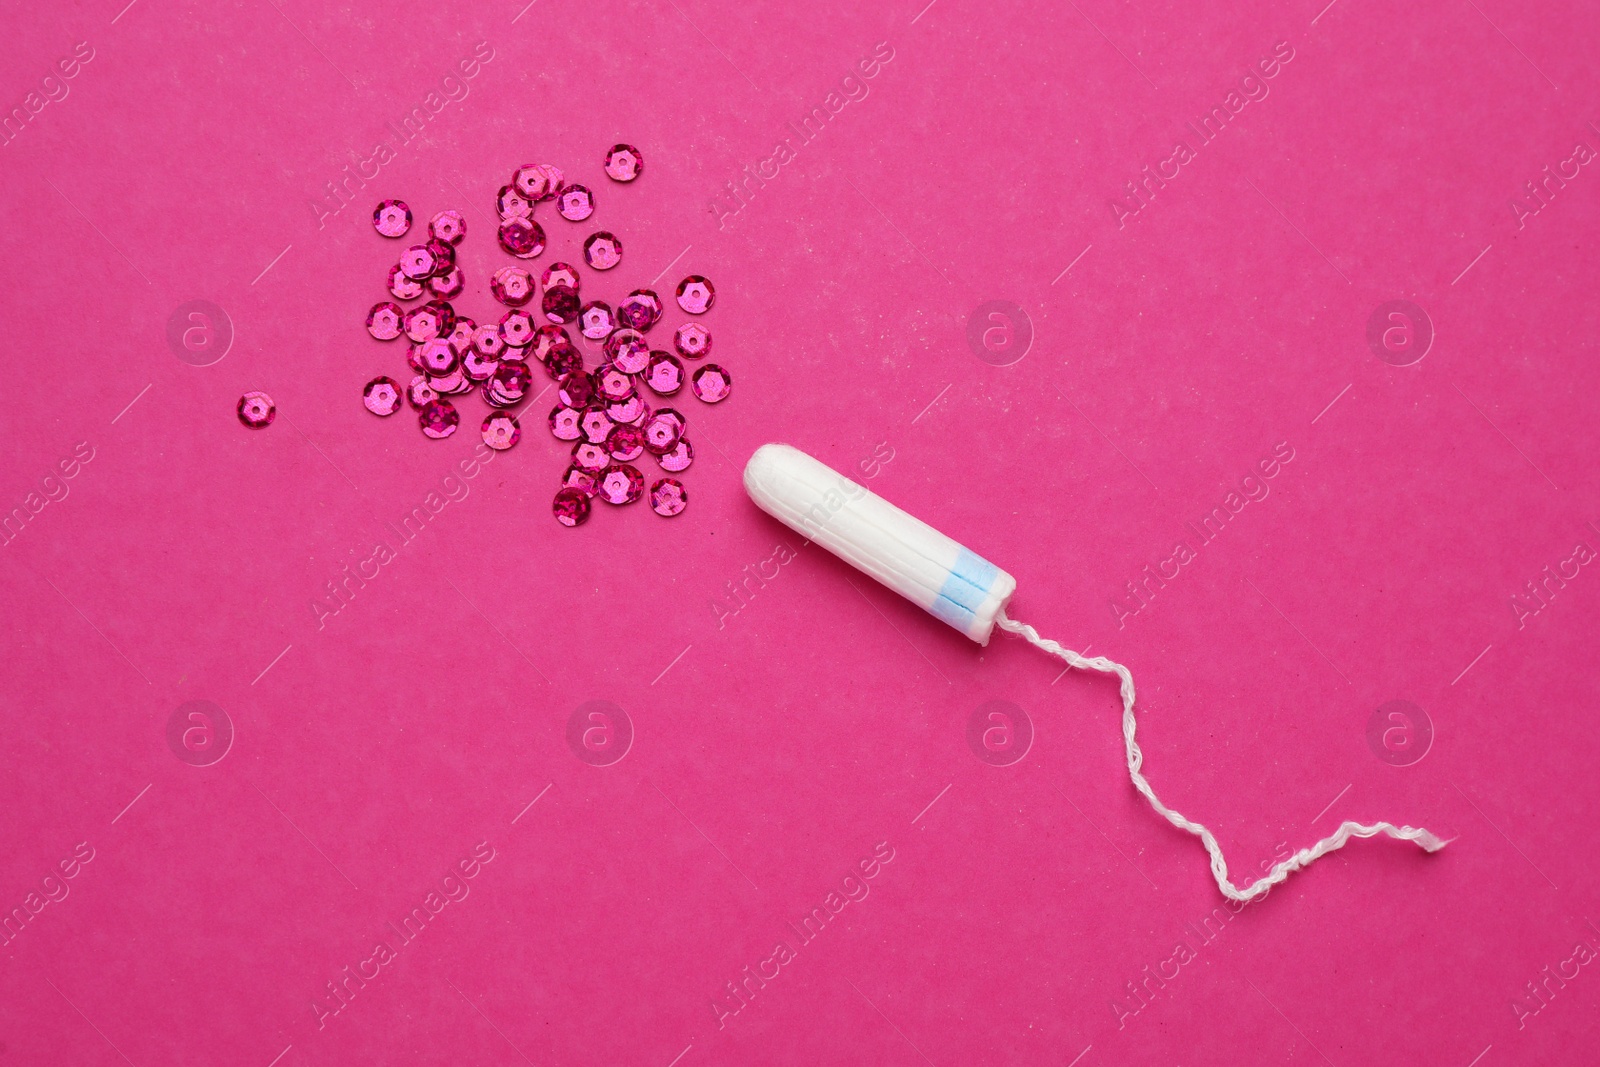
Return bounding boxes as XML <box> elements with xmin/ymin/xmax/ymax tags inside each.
<box><xmin>2</xmin><ymin>1</ymin><xmax>1598</xmax><ymax>1064</ymax></box>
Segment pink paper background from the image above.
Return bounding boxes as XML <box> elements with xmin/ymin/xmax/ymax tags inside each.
<box><xmin>3</xmin><ymin>0</ymin><xmax>1599</xmax><ymax>1063</ymax></box>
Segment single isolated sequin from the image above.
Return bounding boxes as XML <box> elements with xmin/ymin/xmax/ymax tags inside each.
<box><xmin>407</xmin><ymin>375</ymin><xmax>440</xmax><ymax>410</ymax></box>
<box><xmin>561</xmin><ymin>465</ymin><xmax>599</xmax><ymax>497</ymax></box>
<box><xmin>580</xmin><ymin>407</ymin><xmax>615</xmax><ymax>444</ymax></box>
<box><xmin>461</xmin><ymin>351</ymin><xmax>499</xmax><ymax>382</ymax></box>
<box><xmin>550</xmin><ymin>406</ymin><xmax>584</xmax><ymax>441</ymax></box>
<box><xmin>650</xmin><ymin>478</ymin><xmax>688</xmax><ymax>516</ymax></box>
<box><xmin>597</xmin><ymin>463</ymin><xmax>645</xmax><ymax>505</ymax></box>
<box><xmin>676</xmin><ymin>275</ymin><xmax>715</xmax><ymax>314</ymax></box>
<box><xmin>499</xmin><ymin>310</ymin><xmax>536</xmax><ymax>348</ymax></box>
<box><xmin>404</xmin><ymin>304</ymin><xmax>445</xmax><ymax>343</ymax></box>
<box><xmin>499</xmin><ymin>217</ymin><xmax>547</xmax><ymax>259</ymax></box>
<box><xmin>673</xmin><ymin>322</ymin><xmax>711</xmax><ymax>359</ymax></box>
<box><xmin>657</xmin><ymin>437</ymin><xmax>694</xmax><ymax>472</ymax></box>
<box><xmin>542</xmin><ymin>285</ymin><xmax>580</xmax><ymax>325</ymax></box>
<box><xmin>482</xmin><ymin>412</ymin><xmax>521</xmax><ymax>451</ymax></box>
<box><xmin>606</xmin><ymin>424</ymin><xmax>645</xmax><ymax>462</ymax></box>
<box><xmin>553</xmin><ymin>488</ymin><xmax>591</xmax><ymax>527</ymax></box>
<box><xmin>558</xmin><ymin>185</ymin><xmax>594</xmax><ymax>221</ymax></box>
<box><xmin>691</xmin><ymin>364</ymin><xmax>732</xmax><ymax>403</ymax></box>
<box><xmin>419</xmin><ymin>399</ymin><xmax>459</xmax><ymax>439</ymax></box>
<box><xmin>238</xmin><ymin>391</ymin><xmax>275</xmax><ymax>428</ymax></box>
<box><xmin>617</xmin><ymin>290</ymin><xmax>662</xmax><ymax>332</ymax></box>
<box><xmin>542</xmin><ymin>262</ymin><xmax>580</xmax><ymax>291</ymax></box>
<box><xmin>418</xmin><ymin>338</ymin><xmax>457</xmax><ymax>375</ymax></box>
<box><xmin>595</xmin><ymin>364</ymin><xmax>635</xmax><ymax>401</ymax></box>
<box><xmin>644</xmin><ymin>351</ymin><xmax>685</xmax><ymax>396</ymax></box>
<box><xmin>604</xmin><ymin>144</ymin><xmax>643</xmax><ymax>182</ymax></box>
<box><xmin>558</xmin><ymin>372</ymin><xmax>596</xmax><ymax>408</ymax></box>
<box><xmin>642</xmin><ymin>409</ymin><xmax>685</xmax><ymax>455</ymax></box>
<box><xmin>572</xmin><ymin>441</ymin><xmax>609</xmax><ymax>471</ymax></box>
<box><xmin>580</xmin><ymin>301</ymin><xmax>616</xmax><ymax>340</ymax></box>
<box><xmin>363</xmin><ymin>376</ymin><xmax>402</xmax><ymax>416</ymax></box>
<box><xmin>512</xmin><ymin>164</ymin><xmax>551</xmax><ymax>201</ymax></box>
<box><xmin>430</xmin><ymin>266</ymin><xmax>464</xmax><ymax>298</ymax></box>
<box><xmin>366</xmin><ymin>301</ymin><xmax>404</xmax><ymax>340</ymax></box>
<box><xmin>388</xmin><ymin>264</ymin><xmax>425</xmax><ymax>301</ymax></box>
<box><xmin>497</xmin><ymin>185</ymin><xmax>533</xmax><ymax>220</ymax></box>
<box><xmin>606</xmin><ymin>394</ymin><xmax>649</xmax><ymax>426</ymax></box>
<box><xmin>373</xmin><ymin>200</ymin><xmax>411</xmax><ymax>238</ymax></box>
<box><xmin>583</xmin><ymin>231</ymin><xmax>622</xmax><ymax>270</ymax></box>
<box><xmin>400</xmin><ymin>244</ymin><xmax>437</xmax><ymax>280</ymax></box>
<box><xmin>491</xmin><ymin>266</ymin><xmax>536</xmax><ymax>307</ymax></box>
<box><xmin>604</xmin><ymin>329</ymin><xmax>649</xmax><ymax>373</ymax></box>
<box><xmin>473</xmin><ymin>324</ymin><xmax>508</xmax><ymax>359</ymax></box>
<box><xmin>429</xmin><ymin>209</ymin><xmax>465</xmax><ymax>244</ymax></box>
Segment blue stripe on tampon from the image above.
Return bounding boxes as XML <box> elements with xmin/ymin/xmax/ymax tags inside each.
<box><xmin>928</xmin><ymin>548</ymin><xmax>1001</xmax><ymax>630</ymax></box>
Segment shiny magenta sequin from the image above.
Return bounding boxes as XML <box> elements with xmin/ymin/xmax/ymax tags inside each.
<box><xmin>606</xmin><ymin>394</ymin><xmax>649</xmax><ymax>426</ymax></box>
<box><xmin>673</xmin><ymin>322</ymin><xmax>711</xmax><ymax>359</ymax></box>
<box><xmin>491</xmin><ymin>266</ymin><xmax>536</xmax><ymax>307</ymax></box>
<box><xmin>407</xmin><ymin>375</ymin><xmax>439</xmax><ymax>410</ymax></box>
<box><xmin>643</xmin><ymin>409</ymin><xmax>685</xmax><ymax>454</ymax></box>
<box><xmin>512</xmin><ymin>164</ymin><xmax>551</xmax><ymax>201</ymax></box>
<box><xmin>373</xmin><ymin>200</ymin><xmax>411</xmax><ymax>238</ymax></box>
<box><xmin>430</xmin><ymin>266</ymin><xmax>464</xmax><ymax>298</ymax></box>
<box><xmin>580</xmin><ymin>301</ymin><xmax>616</xmax><ymax>339</ymax></box>
<box><xmin>388</xmin><ymin>264</ymin><xmax>425</xmax><ymax>301</ymax></box>
<box><xmin>650</xmin><ymin>478</ymin><xmax>688</xmax><ymax>516</ymax></box>
<box><xmin>429</xmin><ymin>209</ymin><xmax>465</xmax><ymax>244</ymax></box>
<box><xmin>364</xmin><ymin>376</ymin><xmax>402</xmax><ymax>416</ymax></box>
<box><xmin>598</xmin><ymin>463</ymin><xmax>645</xmax><ymax>505</ymax></box>
<box><xmin>557</xmin><ymin>372</ymin><xmax>596</xmax><ymax>408</ymax></box>
<box><xmin>481</xmin><ymin>412</ymin><xmax>521</xmax><ymax>451</ymax></box>
<box><xmin>472</xmin><ymin>324</ymin><xmax>507</xmax><ymax>358</ymax></box>
<box><xmin>461</xmin><ymin>351</ymin><xmax>499</xmax><ymax>382</ymax></box>
<box><xmin>491</xmin><ymin>361</ymin><xmax>533</xmax><ymax>403</ymax></box>
<box><xmin>583</xmin><ymin>231</ymin><xmax>622</xmax><ymax>270</ymax></box>
<box><xmin>499</xmin><ymin>310</ymin><xmax>536</xmax><ymax>347</ymax></box>
<box><xmin>542</xmin><ymin>263</ymin><xmax>581</xmax><ymax>291</ymax></box>
<box><xmin>691</xmin><ymin>364</ymin><xmax>732</xmax><ymax>403</ymax></box>
<box><xmin>617</xmin><ymin>289</ymin><xmax>662</xmax><ymax>332</ymax></box>
<box><xmin>238</xmin><ymin>391</ymin><xmax>275</xmax><ymax>428</ymax></box>
<box><xmin>367</xmin><ymin>301</ymin><xmax>404</xmax><ymax>340</ymax></box>
<box><xmin>580</xmin><ymin>407</ymin><xmax>615</xmax><ymax>444</ymax></box>
<box><xmin>499</xmin><ymin>217</ymin><xmax>546</xmax><ymax>259</ymax></box>
<box><xmin>497</xmin><ymin>185</ymin><xmax>533</xmax><ymax>219</ymax></box>
<box><xmin>572</xmin><ymin>442</ymin><xmax>609</xmax><ymax>471</ymax></box>
<box><xmin>558</xmin><ymin>185</ymin><xmax>594</xmax><ymax>221</ymax></box>
<box><xmin>604</xmin><ymin>329</ymin><xmax>649</xmax><ymax>373</ymax></box>
<box><xmin>400</xmin><ymin>244</ymin><xmax>436</xmax><ymax>279</ymax></box>
<box><xmin>676</xmin><ymin>275</ymin><xmax>715</xmax><ymax>314</ymax></box>
<box><xmin>561</xmin><ymin>465</ymin><xmax>599</xmax><ymax>497</ymax></box>
<box><xmin>418</xmin><ymin>338</ymin><xmax>457</xmax><ymax>375</ymax></box>
<box><xmin>404</xmin><ymin>304</ymin><xmax>444</xmax><ymax>343</ymax></box>
<box><xmin>604</xmin><ymin>144</ymin><xmax>643</xmax><ymax>182</ymax></box>
<box><xmin>425</xmin><ymin>239</ymin><xmax>455</xmax><ymax>275</ymax></box>
<box><xmin>419</xmin><ymin>399</ymin><xmax>459</xmax><ymax>439</ymax></box>
<box><xmin>531</xmin><ymin>325</ymin><xmax>572</xmax><ymax>363</ymax></box>
<box><xmin>644</xmin><ymin>351</ymin><xmax>685</xmax><ymax>396</ymax></box>
<box><xmin>606</xmin><ymin>424</ymin><xmax>645</xmax><ymax>462</ymax></box>
<box><xmin>430</xmin><ymin>368</ymin><xmax>471</xmax><ymax>395</ymax></box>
<box><xmin>544</xmin><ymin>342</ymin><xmax>583</xmax><ymax>380</ymax></box>
<box><xmin>446</xmin><ymin>318</ymin><xmax>477</xmax><ymax>356</ymax></box>
<box><xmin>550</xmin><ymin>406</ymin><xmax>583</xmax><ymax>441</ymax></box>
<box><xmin>553</xmin><ymin>488</ymin><xmax>591</xmax><ymax>527</ymax></box>
<box><xmin>536</xmin><ymin>164</ymin><xmax>565</xmax><ymax>200</ymax></box>
<box><xmin>657</xmin><ymin>437</ymin><xmax>694</xmax><ymax>472</ymax></box>
<box><xmin>596</xmin><ymin>364</ymin><xmax>635</xmax><ymax>401</ymax></box>
<box><xmin>542</xmin><ymin>285</ymin><xmax>580</xmax><ymax>325</ymax></box>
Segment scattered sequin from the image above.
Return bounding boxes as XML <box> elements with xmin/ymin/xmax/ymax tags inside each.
<box><xmin>429</xmin><ymin>209</ymin><xmax>465</xmax><ymax>244</ymax></box>
<box><xmin>550</xmin><ymin>406</ymin><xmax>584</xmax><ymax>441</ymax></box>
<box><xmin>542</xmin><ymin>285</ymin><xmax>580</xmax><ymax>325</ymax></box>
<box><xmin>691</xmin><ymin>364</ymin><xmax>731</xmax><ymax>403</ymax></box>
<box><xmin>491</xmin><ymin>266</ymin><xmax>536</xmax><ymax>307</ymax></box>
<box><xmin>544</xmin><ymin>341</ymin><xmax>582</xmax><ymax>380</ymax></box>
<box><xmin>512</xmin><ymin>164</ymin><xmax>551</xmax><ymax>201</ymax></box>
<box><xmin>238</xmin><ymin>391</ymin><xmax>275</xmax><ymax>427</ymax></box>
<box><xmin>580</xmin><ymin>407</ymin><xmax>615</xmax><ymax>444</ymax></box>
<box><xmin>598</xmin><ymin>463</ymin><xmax>645</xmax><ymax>504</ymax></box>
<box><xmin>596</xmin><ymin>364</ymin><xmax>635</xmax><ymax>401</ymax></box>
<box><xmin>604</xmin><ymin>329</ymin><xmax>649</xmax><ymax>373</ymax></box>
<box><xmin>644</xmin><ymin>351</ymin><xmax>685</xmax><ymax>395</ymax></box>
<box><xmin>650</xmin><ymin>478</ymin><xmax>688</xmax><ymax>516</ymax></box>
<box><xmin>542</xmin><ymin>263</ymin><xmax>581</xmax><ymax>291</ymax></box>
<box><xmin>531</xmin><ymin>325</ymin><xmax>572</xmax><ymax>363</ymax></box>
<box><xmin>583</xmin><ymin>231</ymin><xmax>622</xmax><ymax>270</ymax></box>
<box><xmin>572</xmin><ymin>441</ymin><xmax>609</xmax><ymax>471</ymax></box>
<box><xmin>408</xmin><ymin>375</ymin><xmax>440</xmax><ymax>410</ymax></box>
<box><xmin>536</xmin><ymin>164</ymin><xmax>565</xmax><ymax>200</ymax></box>
<box><xmin>418</xmin><ymin>338</ymin><xmax>458</xmax><ymax>375</ymax></box>
<box><xmin>561</xmin><ymin>465</ymin><xmax>599</xmax><ymax>496</ymax></box>
<box><xmin>388</xmin><ymin>264</ymin><xmax>425</xmax><ymax>301</ymax></box>
<box><xmin>498</xmin><ymin>185</ymin><xmax>534</xmax><ymax>219</ymax></box>
<box><xmin>404</xmin><ymin>304</ymin><xmax>445</xmax><ymax>343</ymax></box>
<box><xmin>604</xmin><ymin>144</ymin><xmax>643</xmax><ymax>182</ymax></box>
<box><xmin>580</xmin><ymin>301</ymin><xmax>616</xmax><ymax>339</ymax></box>
<box><xmin>673</xmin><ymin>322</ymin><xmax>711</xmax><ymax>359</ymax></box>
<box><xmin>558</xmin><ymin>185</ymin><xmax>594</xmax><ymax>221</ymax></box>
<box><xmin>367</xmin><ymin>301</ymin><xmax>404</xmax><ymax>340</ymax></box>
<box><xmin>499</xmin><ymin>310</ymin><xmax>536</xmax><ymax>347</ymax></box>
<box><xmin>499</xmin><ymin>217</ymin><xmax>546</xmax><ymax>259</ymax></box>
<box><xmin>430</xmin><ymin>368</ymin><xmax>471</xmax><ymax>395</ymax></box>
<box><xmin>676</xmin><ymin>275</ymin><xmax>715</xmax><ymax>314</ymax></box>
<box><xmin>373</xmin><ymin>200</ymin><xmax>412</xmax><ymax>238</ymax></box>
<box><xmin>491</xmin><ymin>361</ymin><xmax>533</xmax><ymax>403</ymax></box>
<box><xmin>419</xmin><ymin>399</ymin><xmax>459</xmax><ymax>439</ymax></box>
<box><xmin>657</xmin><ymin>437</ymin><xmax>694</xmax><ymax>472</ymax></box>
<box><xmin>473</xmin><ymin>324</ymin><xmax>508</xmax><ymax>359</ymax></box>
<box><xmin>400</xmin><ymin>244</ymin><xmax>437</xmax><ymax>279</ymax></box>
<box><xmin>553</xmin><ymin>487</ymin><xmax>591</xmax><ymax>527</ymax></box>
<box><xmin>643</xmin><ymin>409</ymin><xmax>685</xmax><ymax>455</ymax></box>
<box><xmin>482</xmin><ymin>412</ymin><xmax>521</xmax><ymax>450</ymax></box>
<box><xmin>557</xmin><ymin>372</ymin><xmax>596</xmax><ymax>408</ymax></box>
<box><xmin>446</xmin><ymin>318</ymin><xmax>477</xmax><ymax>357</ymax></box>
<box><xmin>606</xmin><ymin>394</ymin><xmax>649</xmax><ymax>426</ymax></box>
<box><xmin>364</xmin><ymin>376</ymin><xmax>402</xmax><ymax>416</ymax></box>
<box><xmin>606</xmin><ymin>424</ymin><xmax>645</xmax><ymax>461</ymax></box>
<box><xmin>430</xmin><ymin>266</ymin><xmax>464</xmax><ymax>298</ymax></box>
<box><xmin>462</xmin><ymin>350</ymin><xmax>499</xmax><ymax>382</ymax></box>
<box><xmin>617</xmin><ymin>289</ymin><xmax>662</xmax><ymax>332</ymax></box>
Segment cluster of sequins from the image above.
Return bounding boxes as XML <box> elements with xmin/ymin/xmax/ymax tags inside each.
<box><xmin>359</xmin><ymin>145</ymin><xmax>731</xmax><ymax>526</ymax></box>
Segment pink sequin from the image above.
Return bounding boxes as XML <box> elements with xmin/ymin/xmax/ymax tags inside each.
<box><xmin>512</xmin><ymin>164</ymin><xmax>551</xmax><ymax>201</ymax></box>
<box><xmin>462</xmin><ymin>351</ymin><xmax>499</xmax><ymax>382</ymax></box>
<box><xmin>604</xmin><ymin>144</ymin><xmax>643</xmax><ymax>183</ymax></box>
<box><xmin>499</xmin><ymin>217</ymin><xmax>546</xmax><ymax>259</ymax></box>
<box><xmin>580</xmin><ymin>407</ymin><xmax>615</xmax><ymax>444</ymax></box>
<box><xmin>542</xmin><ymin>263</ymin><xmax>581</xmax><ymax>291</ymax></box>
<box><xmin>473</xmin><ymin>324</ymin><xmax>508</xmax><ymax>359</ymax></box>
<box><xmin>491</xmin><ymin>266</ymin><xmax>536</xmax><ymax>307</ymax></box>
<box><xmin>557</xmin><ymin>372</ymin><xmax>596</xmax><ymax>408</ymax></box>
<box><xmin>676</xmin><ymin>275</ymin><xmax>715</xmax><ymax>314</ymax></box>
<box><xmin>597</xmin><ymin>463</ymin><xmax>645</xmax><ymax>505</ymax></box>
<box><xmin>673</xmin><ymin>322</ymin><xmax>711</xmax><ymax>359</ymax></box>
<box><xmin>373</xmin><ymin>199</ymin><xmax>411</xmax><ymax>238</ymax></box>
<box><xmin>363</xmin><ymin>376</ymin><xmax>402</xmax><ymax>416</ymax></box>
<box><xmin>400</xmin><ymin>244</ymin><xmax>436</xmax><ymax>279</ymax></box>
<box><xmin>561</xmin><ymin>465</ymin><xmax>599</xmax><ymax>497</ymax></box>
<box><xmin>550</xmin><ymin>406</ymin><xmax>583</xmax><ymax>441</ymax></box>
<box><xmin>543</xmin><ymin>342</ymin><xmax>582</xmax><ymax>380</ymax></box>
<box><xmin>429</xmin><ymin>266</ymin><xmax>464</xmax><ymax>298</ymax></box>
<box><xmin>642</xmin><ymin>408</ymin><xmax>685</xmax><ymax>455</ymax></box>
<box><xmin>405</xmin><ymin>304</ymin><xmax>445</xmax><ymax>343</ymax></box>
<box><xmin>583</xmin><ymin>231</ymin><xmax>622</xmax><ymax>271</ymax></box>
<box><xmin>644</xmin><ymin>351</ymin><xmax>685</xmax><ymax>396</ymax></box>
<box><xmin>481</xmin><ymin>412</ymin><xmax>521</xmax><ymax>450</ymax></box>
<box><xmin>691</xmin><ymin>364</ymin><xmax>732</xmax><ymax>403</ymax></box>
<box><xmin>446</xmin><ymin>318</ymin><xmax>477</xmax><ymax>357</ymax></box>
<box><xmin>530</xmin><ymin>325</ymin><xmax>572</xmax><ymax>363</ymax></box>
<box><xmin>491</xmin><ymin>361</ymin><xmax>533</xmax><ymax>403</ymax></box>
<box><xmin>572</xmin><ymin>442</ymin><xmax>609</xmax><ymax>471</ymax></box>
<box><xmin>425</xmin><ymin>239</ymin><xmax>455</xmax><ymax>275</ymax></box>
<box><xmin>595</xmin><ymin>364</ymin><xmax>635</xmax><ymax>401</ymax></box>
<box><xmin>430</xmin><ymin>368</ymin><xmax>471</xmax><ymax>395</ymax></box>
<box><xmin>604</xmin><ymin>329</ymin><xmax>649</xmax><ymax>373</ymax></box>
<box><xmin>536</xmin><ymin>164</ymin><xmax>565</xmax><ymax>200</ymax></box>
<box><xmin>499</xmin><ymin>310</ymin><xmax>536</xmax><ymax>348</ymax></box>
<box><xmin>649</xmin><ymin>478</ymin><xmax>688</xmax><ymax>516</ymax></box>
<box><xmin>657</xmin><ymin>437</ymin><xmax>694</xmax><ymax>472</ymax></box>
<box><xmin>606</xmin><ymin>394</ymin><xmax>648</xmax><ymax>426</ymax></box>
<box><xmin>617</xmin><ymin>289</ymin><xmax>662</xmax><ymax>332</ymax></box>
<box><xmin>419</xmin><ymin>399</ymin><xmax>459</xmax><ymax>439</ymax></box>
<box><xmin>407</xmin><ymin>375</ymin><xmax>440</xmax><ymax>410</ymax></box>
<box><xmin>606</xmin><ymin>424</ymin><xmax>645</xmax><ymax>462</ymax></box>
<box><xmin>429</xmin><ymin>209</ymin><xmax>465</xmax><ymax>244</ymax></box>
<box><xmin>237</xmin><ymin>391</ymin><xmax>275</xmax><ymax>428</ymax></box>
<box><xmin>580</xmin><ymin>301</ymin><xmax>616</xmax><ymax>340</ymax></box>
<box><xmin>558</xmin><ymin>185</ymin><xmax>594</xmax><ymax>221</ymax></box>
<box><xmin>417</xmin><ymin>338</ymin><xmax>457</xmax><ymax>375</ymax></box>
<box><xmin>497</xmin><ymin>185</ymin><xmax>533</xmax><ymax>219</ymax></box>
<box><xmin>388</xmin><ymin>264</ymin><xmax>425</xmax><ymax>301</ymax></box>
<box><xmin>367</xmin><ymin>301</ymin><xmax>404</xmax><ymax>340</ymax></box>
<box><xmin>542</xmin><ymin>285</ymin><xmax>580</xmax><ymax>325</ymax></box>
<box><xmin>553</xmin><ymin>488</ymin><xmax>591</xmax><ymax>527</ymax></box>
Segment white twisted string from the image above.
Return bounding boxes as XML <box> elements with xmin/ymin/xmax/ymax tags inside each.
<box><xmin>995</xmin><ymin>609</ymin><xmax>1448</xmax><ymax>902</ymax></box>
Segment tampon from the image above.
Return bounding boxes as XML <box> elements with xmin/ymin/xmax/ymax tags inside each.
<box><xmin>742</xmin><ymin>442</ymin><xmax>1448</xmax><ymax>903</ymax></box>
<box><xmin>743</xmin><ymin>443</ymin><xmax>1017</xmax><ymax>645</ymax></box>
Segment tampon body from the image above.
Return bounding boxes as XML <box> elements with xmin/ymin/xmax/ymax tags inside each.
<box><xmin>743</xmin><ymin>443</ymin><xmax>1016</xmax><ymax>644</ymax></box>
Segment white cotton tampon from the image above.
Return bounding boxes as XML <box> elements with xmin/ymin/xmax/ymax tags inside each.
<box><xmin>743</xmin><ymin>443</ymin><xmax>1016</xmax><ymax>645</ymax></box>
